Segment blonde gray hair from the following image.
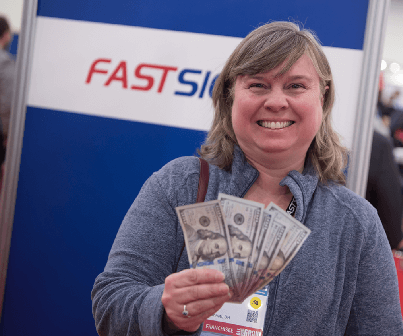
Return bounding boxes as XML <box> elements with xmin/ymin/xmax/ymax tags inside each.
<box><xmin>198</xmin><ymin>21</ymin><xmax>348</xmax><ymax>184</ymax></box>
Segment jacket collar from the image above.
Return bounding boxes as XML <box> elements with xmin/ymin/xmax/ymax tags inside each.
<box><xmin>231</xmin><ymin>145</ymin><xmax>319</xmax><ymax>223</ymax></box>
<box><xmin>280</xmin><ymin>163</ymin><xmax>319</xmax><ymax>223</ymax></box>
<box><xmin>228</xmin><ymin>145</ymin><xmax>259</xmax><ymax>197</ymax></box>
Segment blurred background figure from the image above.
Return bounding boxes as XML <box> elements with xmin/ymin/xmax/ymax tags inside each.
<box><xmin>366</xmin><ymin>130</ymin><xmax>403</xmax><ymax>249</ymax></box>
<box><xmin>379</xmin><ymin>89</ymin><xmax>400</xmax><ymax>131</ymax></box>
<box><xmin>0</xmin><ymin>15</ymin><xmax>16</xmax><ymax>187</ymax></box>
<box><xmin>381</xmin><ymin>0</ymin><xmax>403</xmax><ymax>179</ymax></box>
<box><xmin>390</xmin><ymin>97</ymin><xmax>403</xmax><ymax>152</ymax></box>
<box><xmin>366</xmin><ymin>74</ymin><xmax>403</xmax><ymax>250</ymax></box>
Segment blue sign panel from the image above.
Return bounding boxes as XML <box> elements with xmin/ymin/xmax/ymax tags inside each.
<box><xmin>36</xmin><ymin>0</ymin><xmax>368</xmax><ymax>49</ymax></box>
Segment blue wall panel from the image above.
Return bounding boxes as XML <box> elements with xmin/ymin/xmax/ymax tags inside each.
<box><xmin>36</xmin><ymin>0</ymin><xmax>369</xmax><ymax>50</ymax></box>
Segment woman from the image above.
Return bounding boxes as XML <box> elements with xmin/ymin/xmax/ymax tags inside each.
<box><xmin>92</xmin><ymin>22</ymin><xmax>403</xmax><ymax>335</ymax></box>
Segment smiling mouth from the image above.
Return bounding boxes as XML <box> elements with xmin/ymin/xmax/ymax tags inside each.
<box><xmin>257</xmin><ymin>120</ymin><xmax>295</xmax><ymax>129</ymax></box>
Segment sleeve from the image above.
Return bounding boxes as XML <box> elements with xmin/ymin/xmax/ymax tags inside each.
<box><xmin>345</xmin><ymin>206</ymin><xmax>403</xmax><ymax>335</ymax></box>
<box><xmin>91</xmin><ymin>160</ymin><xmax>203</xmax><ymax>336</ymax></box>
<box><xmin>0</xmin><ymin>55</ymin><xmax>15</xmax><ymax>137</ymax></box>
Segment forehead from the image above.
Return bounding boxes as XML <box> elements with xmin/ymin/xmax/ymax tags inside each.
<box><xmin>239</xmin><ymin>54</ymin><xmax>320</xmax><ymax>83</ymax></box>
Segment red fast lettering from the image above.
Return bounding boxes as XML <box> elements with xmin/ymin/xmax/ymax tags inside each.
<box><xmin>85</xmin><ymin>59</ymin><xmax>177</xmax><ymax>93</ymax></box>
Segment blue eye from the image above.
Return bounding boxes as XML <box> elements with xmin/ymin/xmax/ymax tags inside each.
<box><xmin>250</xmin><ymin>83</ymin><xmax>265</xmax><ymax>89</ymax></box>
<box><xmin>289</xmin><ymin>83</ymin><xmax>304</xmax><ymax>89</ymax></box>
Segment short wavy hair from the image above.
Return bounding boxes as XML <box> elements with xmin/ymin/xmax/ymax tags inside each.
<box><xmin>0</xmin><ymin>17</ymin><xmax>10</xmax><ymax>39</ymax></box>
<box><xmin>198</xmin><ymin>21</ymin><xmax>348</xmax><ymax>184</ymax></box>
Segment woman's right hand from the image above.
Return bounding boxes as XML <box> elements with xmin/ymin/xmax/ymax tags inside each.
<box><xmin>161</xmin><ymin>269</ymin><xmax>232</xmax><ymax>333</ymax></box>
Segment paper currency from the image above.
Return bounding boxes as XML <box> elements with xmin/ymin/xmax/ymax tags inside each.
<box><xmin>176</xmin><ymin>200</ymin><xmax>237</xmax><ymax>294</ymax></box>
<box><xmin>244</xmin><ymin>209</ymin><xmax>287</xmax><ymax>296</ymax></box>
<box><xmin>176</xmin><ymin>197</ymin><xmax>311</xmax><ymax>302</ymax></box>
<box><xmin>245</xmin><ymin>210</ymin><xmax>274</xmax><ymax>282</ymax></box>
<box><xmin>218</xmin><ymin>193</ymin><xmax>264</xmax><ymax>295</ymax></box>
<box><xmin>254</xmin><ymin>203</ymin><xmax>311</xmax><ymax>292</ymax></box>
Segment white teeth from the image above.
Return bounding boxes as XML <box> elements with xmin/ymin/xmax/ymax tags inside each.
<box><xmin>258</xmin><ymin>121</ymin><xmax>293</xmax><ymax>129</ymax></box>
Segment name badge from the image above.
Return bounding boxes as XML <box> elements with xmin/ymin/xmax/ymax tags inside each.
<box><xmin>201</xmin><ymin>288</ymin><xmax>268</xmax><ymax>336</ymax></box>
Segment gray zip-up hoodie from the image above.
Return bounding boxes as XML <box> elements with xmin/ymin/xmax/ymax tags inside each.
<box><xmin>92</xmin><ymin>147</ymin><xmax>403</xmax><ymax>335</ymax></box>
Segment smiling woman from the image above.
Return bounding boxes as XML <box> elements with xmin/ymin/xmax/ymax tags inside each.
<box><xmin>92</xmin><ymin>21</ymin><xmax>403</xmax><ymax>336</ymax></box>
<box><xmin>199</xmin><ymin>22</ymin><xmax>346</xmax><ymax>186</ymax></box>
<box><xmin>231</xmin><ymin>55</ymin><xmax>324</xmax><ymax>172</ymax></box>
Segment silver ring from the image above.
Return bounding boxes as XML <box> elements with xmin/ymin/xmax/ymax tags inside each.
<box><xmin>182</xmin><ymin>304</ymin><xmax>190</xmax><ymax>318</ymax></box>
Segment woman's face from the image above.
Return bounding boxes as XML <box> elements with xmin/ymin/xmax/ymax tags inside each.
<box><xmin>198</xmin><ymin>237</ymin><xmax>228</xmax><ymax>259</ymax></box>
<box><xmin>231</xmin><ymin>54</ymin><xmax>325</xmax><ymax>165</ymax></box>
<box><xmin>231</xmin><ymin>236</ymin><xmax>252</xmax><ymax>258</ymax></box>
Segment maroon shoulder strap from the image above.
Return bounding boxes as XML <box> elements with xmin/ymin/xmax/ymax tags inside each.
<box><xmin>196</xmin><ymin>158</ymin><xmax>209</xmax><ymax>203</ymax></box>
<box><xmin>175</xmin><ymin>158</ymin><xmax>209</xmax><ymax>272</ymax></box>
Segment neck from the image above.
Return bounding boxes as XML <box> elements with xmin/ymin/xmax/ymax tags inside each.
<box><xmin>242</xmin><ymin>151</ymin><xmax>305</xmax><ymax>209</ymax></box>
<box><xmin>246</xmin><ymin>151</ymin><xmax>304</xmax><ymax>186</ymax></box>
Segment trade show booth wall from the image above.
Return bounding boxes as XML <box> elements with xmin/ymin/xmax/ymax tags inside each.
<box><xmin>0</xmin><ymin>0</ymin><xmax>389</xmax><ymax>335</ymax></box>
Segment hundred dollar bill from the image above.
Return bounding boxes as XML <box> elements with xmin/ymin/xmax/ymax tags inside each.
<box><xmin>218</xmin><ymin>193</ymin><xmax>264</xmax><ymax>296</ymax></box>
<box><xmin>176</xmin><ymin>200</ymin><xmax>237</xmax><ymax>295</ymax></box>
<box><xmin>255</xmin><ymin>202</ymin><xmax>311</xmax><ymax>292</ymax></box>
<box><xmin>245</xmin><ymin>209</ymin><xmax>275</xmax><ymax>281</ymax></box>
<box><xmin>240</xmin><ymin>209</ymin><xmax>274</xmax><ymax>298</ymax></box>
<box><xmin>243</xmin><ymin>209</ymin><xmax>289</xmax><ymax>298</ymax></box>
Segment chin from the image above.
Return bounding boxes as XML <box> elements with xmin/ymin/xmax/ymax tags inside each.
<box><xmin>258</xmin><ymin>145</ymin><xmax>294</xmax><ymax>154</ymax></box>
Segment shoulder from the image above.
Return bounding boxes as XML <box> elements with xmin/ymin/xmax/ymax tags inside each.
<box><xmin>154</xmin><ymin>156</ymin><xmax>200</xmax><ymax>181</ymax></box>
<box><xmin>316</xmin><ymin>183</ymin><xmax>380</xmax><ymax>233</ymax></box>
<box><xmin>145</xmin><ymin>153</ymin><xmax>252</xmax><ymax>205</ymax></box>
<box><xmin>154</xmin><ymin>156</ymin><xmax>229</xmax><ymax>187</ymax></box>
<box><xmin>310</xmin><ymin>183</ymin><xmax>393</xmax><ymax>269</ymax></box>
<box><xmin>0</xmin><ymin>49</ymin><xmax>14</xmax><ymax>60</ymax></box>
<box><xmin>371</xmin><ymin>131</ymin><xmax>394</xmax><ymax>159</ymax></box>
<box><xmin>0</xmin><ymin>51</ymin><xmax>15</xmax><ymax>80</ymax></box>
<box><xmin>0</xmin><ymin>50</ymin><xmax>15</xmax><ymax>67</ymax></box>
<box><xmin>125</xmin><ymin>157</ymin><xmax>203</xmax><ymax>234</ymax></box>
<box><xmin>373</xmin><ymin>130</ymin><xmax>392</xmax><ymax>147</ymax></box>
<box><xmin>320</xmin><ymin>183</ymin><xmax>377</xmax><ymax>216</ymax></box>
<box><xmin>140</xmin><ymin>156</ymin><xmax>202</xmax><ymax>207</ymax></box>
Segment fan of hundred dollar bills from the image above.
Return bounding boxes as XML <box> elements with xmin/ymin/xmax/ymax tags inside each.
<box><xmin>176</xmin><ymin>193</ymin><xmax>311</xmax><ymax>303</ymax></box>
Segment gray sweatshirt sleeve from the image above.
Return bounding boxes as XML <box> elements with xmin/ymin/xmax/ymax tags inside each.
<box><xmin>91</xmin><ymin>158</ymin><xmax>203</xmax><ymax>336</ymax></box>
<box><xmin>0</xmin><ymin>52</ymin><xmax>15</xmax><ymax>137</ymax></box>
<box><xmin>345</xmin><ymin>205</ymin><xmax>403</xmax><ymax>335</ymax></box>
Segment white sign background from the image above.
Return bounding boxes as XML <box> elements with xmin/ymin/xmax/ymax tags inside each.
<box><xmin>28</xmin><ymin>17</ymin><xmax>363</xmax><ymax>149</ymax></box>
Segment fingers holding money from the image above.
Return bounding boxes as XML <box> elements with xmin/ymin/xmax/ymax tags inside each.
<box><xmin>162</xmin><ymin>269</ymin><xmax>232</xmax><ymax>332</ymax></box>
<box><xmin>163</xmin><ymin>269</ymin><xmax>231</xmax><ymax>303</ymax></box>
<box><xmin>169</xmin><ymin>268</ymin><xmax>225</xmax><ymax>287</ymax></box>
<box><xmin>175</xmin><ymin>197</ymin><xmax>312</xmax><ymax>303</ymax></box>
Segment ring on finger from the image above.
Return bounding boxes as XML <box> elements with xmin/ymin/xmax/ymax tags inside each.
<box><xmin>182</xmin><ymin>304</ymin><xmax>191</xmax><ymax>318</ymax></box>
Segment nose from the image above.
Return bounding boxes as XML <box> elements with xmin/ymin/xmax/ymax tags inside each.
<box><xmin>263</xmin><ymin>89</ymin><xmax>289</xmax><ymax>112</ymax></box>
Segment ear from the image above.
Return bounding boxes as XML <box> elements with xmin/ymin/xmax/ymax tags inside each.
<box><xmin>321</xmin><ymin>85</ymin><xmax>329</xmax><ymax>107</ymax></box>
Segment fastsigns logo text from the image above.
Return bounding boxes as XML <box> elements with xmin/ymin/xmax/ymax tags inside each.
<box><xmin>86</xmin><ymin>58</ymin><xmax>219</xmax><ymax>98</ymax></box>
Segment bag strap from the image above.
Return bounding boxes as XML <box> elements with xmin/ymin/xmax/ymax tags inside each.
<box><xmin>174</xmin><ymin>158</ymin><xmax>209</xmax><ymax>273</ymax></box>
<box><xmin>196</xmin><ymin>158</ymin><xmax>209</xmax><ymax>203</ymax></box>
